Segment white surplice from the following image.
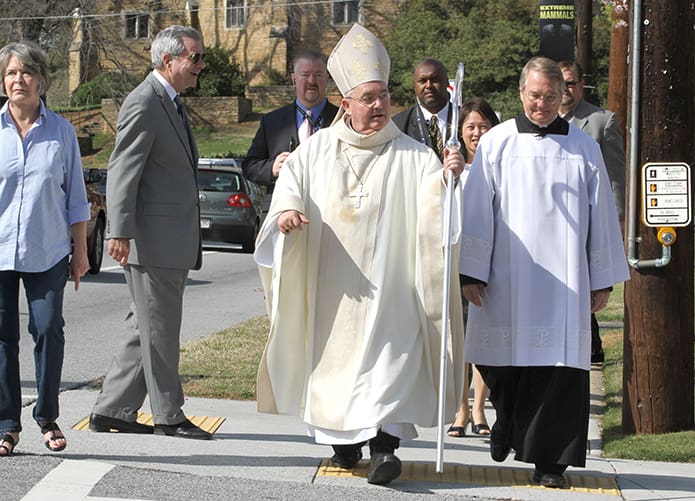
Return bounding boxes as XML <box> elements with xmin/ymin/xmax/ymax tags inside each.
<box><xmin>460</xmin><ymin>118</ymin><xmax>629</xmax><ymax>371</ymax></box>
<box><xmin>254</xmin><ymin>118</ymin><xmax>465</xmax><ymax>439</ymax></box>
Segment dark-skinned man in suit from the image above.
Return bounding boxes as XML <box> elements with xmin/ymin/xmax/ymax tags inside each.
<box><xmin>392</xmin><ymin>58</ymin><xmax>452</xmax><ymax>161</ymax></box>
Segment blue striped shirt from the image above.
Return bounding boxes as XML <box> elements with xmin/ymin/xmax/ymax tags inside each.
<box><xmin>0</xmin><ymin>100</ymin><xmax>90</xmax><ymax>272</ymax></box>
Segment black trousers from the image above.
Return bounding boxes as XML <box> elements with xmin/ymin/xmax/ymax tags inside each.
<box><xmin>477</xmin><ymin>365</ymin><xmax>589</xmax><ymax>468</ymax></box>
<box><xmin>591</xmin><ymin>313</ymin><xmax>603</xmax><ymax>356</ymax></box>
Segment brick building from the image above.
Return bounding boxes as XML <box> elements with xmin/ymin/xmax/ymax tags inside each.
<box><xmin>68</xmin><ymin>0</ymin><xmax>403</xmax><ymax>97</ymax></box>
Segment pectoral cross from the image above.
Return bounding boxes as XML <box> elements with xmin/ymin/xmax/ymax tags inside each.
<box><xmin>349</xmin><ymin>188</ymin><xmax>369</xmax><ymax>209</ymax></box>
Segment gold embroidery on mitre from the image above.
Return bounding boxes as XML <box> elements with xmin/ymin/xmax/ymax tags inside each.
<box><xmin>353</xmin><ymin>34</ymin><xmax>374</xmax><ymax>53</ymax></box>
<box><xmin>351</xmin><ymin>59</ymin><xmax>368</xmax><ymax>79</ymax></box>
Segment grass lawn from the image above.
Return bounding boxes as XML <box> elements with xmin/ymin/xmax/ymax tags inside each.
<box><xmin>81</xmin><ymin>121</ymin><xmax>259</xmax><ymax>168</ymax></box>
<box><xmin>180</xmin><ymin>280</ymin><xmax>695</xmax><ymax>463</ymax></box>
<box><xmin>180</xmin><ymin>315</ymin><xmax>268</xmax><ymax>400</ymax></box>
<box><xmin>596</xmin><ymin>282</ymin><xmax>695</xmax><ymax>462</ymax></box>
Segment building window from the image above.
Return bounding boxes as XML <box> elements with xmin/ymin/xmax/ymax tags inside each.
<box><xmin>124</xmin><ymin>12</ymin><xmax>150</xmax><ymax>39</ymax></box>
<box><xmin>225</xmin><ymin>0</ymin><xmax>247</xmax><ymax>28</ymax></box>
<box><xmin>332</xmin><ymin>1</ymin><xmax>359</xmax><ymax>25</ymax></box>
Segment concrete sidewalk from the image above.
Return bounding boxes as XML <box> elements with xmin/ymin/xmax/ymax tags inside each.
<box><xmin>15</xmin><ymin>366</ymin><xmax>695</xmax><ymax>500</ymax></box>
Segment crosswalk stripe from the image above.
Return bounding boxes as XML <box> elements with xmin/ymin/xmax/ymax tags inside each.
<box><xmin>22</xmin><ymin>460</ymin><xmax>114</xmax><ymax>501</ymax></box>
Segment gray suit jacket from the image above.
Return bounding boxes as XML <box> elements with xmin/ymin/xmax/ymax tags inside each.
<box><xmin>106</xmin><ymin>72</ymin><xmax>202</xmax><ymax>270</ymax></box>
<box><xmin>566</xmin><ymin>99</ymin><xmax>626</xmax><ymax>220</ymax></box>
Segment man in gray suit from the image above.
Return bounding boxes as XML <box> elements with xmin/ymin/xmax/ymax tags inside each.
<box><xmin>89</xmin><ymin>25</ymin><xmax>210</xmax><ymax>440</ymax></box>
<box><xmin>559</xmin><ymin>60</ymin><xmax>626</xmax><ymax>365</ymax></box>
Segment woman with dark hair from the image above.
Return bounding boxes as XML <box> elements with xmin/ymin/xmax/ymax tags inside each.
<box><xmin>0</xmin><ymin>40</ymin><xmax>90</xmax><ymax>456</ymax></box>
<box><xmin>448</xmin><ymin>98</ymin><xmax>500</xmax><ymax>438</ymax></box>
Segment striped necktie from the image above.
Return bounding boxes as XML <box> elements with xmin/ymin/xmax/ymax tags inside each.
<box><xmin>429</xmin><ymin>115</ymin><xmax>443</xmax><ymax>158</ymax></box>
<box><xmin>298</xmin><ymin>109</ymin><xmax>312</xmax><ymax>143</ymax></box>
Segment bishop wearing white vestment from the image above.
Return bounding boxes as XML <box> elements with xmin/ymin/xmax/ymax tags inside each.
<box><xmin>460</xmin><ymin>57</ymin><xmax>629</xmax><ymax>489</ymax></box>
<box><xmin>253</xmin><ymin>24</ymin><xmax>465</xmax><ymax>486</ymax></box>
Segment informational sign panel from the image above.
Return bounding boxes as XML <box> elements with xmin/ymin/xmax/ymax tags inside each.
<box><xmin>642</xmin><ymin>162</ymin><xmax>691</xmax><ymax>227</ymax></box>
<box><xmin>539</xmin><ymin>0</ymin><xmax>575</xmax><ymax>62</ymax></box>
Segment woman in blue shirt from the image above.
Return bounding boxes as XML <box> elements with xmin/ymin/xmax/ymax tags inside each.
<box><xmin>0</xmin><ymin>41</ymin><xmax>90</xmax><ymax>456</ymax></box>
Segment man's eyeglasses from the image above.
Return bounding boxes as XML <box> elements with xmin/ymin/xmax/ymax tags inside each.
<box><xmin>524</xmin><ymin>91</ymin><xmax>560</xmax><ymax>104</ymax></box>
<box><xmin>564</xmin><ymin>80</ymin><xmax>578</xmax><ymax>87</ymax></box>
<box><xmin>179</xmin><ymin>52</ymin><xmax>205</xmax><ymax>64</ymax></box>
<box><xmin>347</xmin><ymin>90</ymin><xmax>390</xmax><ymax>107</ymax></box>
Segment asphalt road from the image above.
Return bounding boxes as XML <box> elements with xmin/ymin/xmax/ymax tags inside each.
<box><xmin>8</xmin><ymin>247</ymin><xmax>491</xmax><ymax>501</ymax></box>
<box><xmin>18</xmin><ymin>248</ymin><xmax>267</xmax><ymax>397</ymax></box>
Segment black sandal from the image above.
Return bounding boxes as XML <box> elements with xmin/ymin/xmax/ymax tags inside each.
<box><xmin>447</xmin><ymin>425</ymin><xmax>467</xmax><ymax>437</ymax></box>
<box><xmin>471</xmin><ymin>422</ymin><xmax>491</xmax><ymax>435</ymax></box>
<box><xmin>40</xmin><ymin>423</ymin><xmax>67</xmax><ymax>452</ymax></box>
<box><xmin>0</xmin><ymin>433</ymin><xmax>18</xmax><ymax>456</ymax></box>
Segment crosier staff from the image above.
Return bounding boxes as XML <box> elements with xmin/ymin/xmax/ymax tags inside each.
<box><xmin>436</xmin><ymin>62</ymin><xmax>464</xmax><ymax>473</ymax></box>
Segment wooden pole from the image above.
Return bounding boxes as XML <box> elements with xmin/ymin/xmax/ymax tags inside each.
<box><xmin>575</xmin><ymin>0</ymin><xmax>593</xmax><ymax>100</ymax></box>
<box><xmin>622</xmin><ymin>0</ymin><xmax>695</xmax><ymax>434</ymax></box>
<box><xmin>606</xmin><ymin>2</ymin><xmax>629</xmax><ymax>133</ymax></box>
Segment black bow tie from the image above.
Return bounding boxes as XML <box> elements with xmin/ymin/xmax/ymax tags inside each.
<box><xmin>515</xmin><ymin>114</ymin><xmax>569</xmax><ymax>137</ymax></box>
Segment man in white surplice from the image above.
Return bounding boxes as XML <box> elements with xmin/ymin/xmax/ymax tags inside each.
<box><xmin>460</xmin><ymin>57</ymin><xmax>629</xmax><ymax>489</ymax></box>
<box><xmin>253</xmin><ymin>24</ymin><xmax>466</xmax><ymax>486</ymax></box>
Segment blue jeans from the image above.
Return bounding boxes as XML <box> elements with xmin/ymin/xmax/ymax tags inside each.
<box><xmin>0</xmin><ymin>256</ymin><xmax>68</xmax><ymax>433</ymax></box>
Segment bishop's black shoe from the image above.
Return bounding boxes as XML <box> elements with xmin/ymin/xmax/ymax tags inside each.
<box><xmin>367</xmin><ymin>430</ymin><xmax>402</xmax><ymax>485</ymax></box>
<box><xmin>330</xmin><ymin>443</ymin><xmax>364</xmax><ymax>469</ymax></box>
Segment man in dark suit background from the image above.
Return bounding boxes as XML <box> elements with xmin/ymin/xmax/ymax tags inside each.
<box><xmin>242</xmin><ymin>49</ymin><xmax>338</xmax><ymax>209</ymax></box>
<box><xmin>392</xmin><ymin>58</ymin><xmax>452</xmax><ymax>161</ymax></box>
<box><xmin>90</xmin><ymin>25</ymin><xmax>211</xmax><ymax>440</ymax></box>
<box><xmin>559</xmin><ymin>60</ymin><xmax>626</xmax><ymax>365</ymax></box>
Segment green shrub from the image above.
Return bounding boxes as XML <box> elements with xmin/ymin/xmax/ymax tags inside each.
<box><xmin>70</xmin><ymin>71</ymin><xmax>140</xmax><ymax>106</ymax></box>
<box><xmin>184</xmin><ymin>46</ymin><xmax>246</xmax><ymax>97</ymax></box>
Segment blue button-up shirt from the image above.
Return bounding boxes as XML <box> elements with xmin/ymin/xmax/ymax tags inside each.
<box><xmin>0</xmin><ymin>100</ymin><xmax>90</xmax><ymax>272</ymax></box>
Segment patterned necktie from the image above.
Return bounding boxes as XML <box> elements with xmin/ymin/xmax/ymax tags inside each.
<box><xmin>174</xmin><ymin>95</ymin><xmax>186</xmax><ymax>123</ymax></box>
<box><xmin>429</xmin><ymin>115</ymin><xmax>443</xmax><ymax>158</ymax></box>
<box><xmin>298</xmin><ymin>109</ymin><xmax>312</xmax><ymax>143</ymax></box>
<box><xmin>174</xmin><ymin>95</ymin><xmax>195</xmax><ymax>155</ymax></box>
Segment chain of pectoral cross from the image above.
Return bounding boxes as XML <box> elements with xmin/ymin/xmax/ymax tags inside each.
<box><xmin>344</xmin><ymin>142</ymin><xmax>390</xmax><ymax>209</ymax></box>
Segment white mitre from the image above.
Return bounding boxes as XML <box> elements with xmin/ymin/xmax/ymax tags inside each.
<box><xmin>327</xmin><ymin>23</ymin><xmax>390</xmax><ymax>96</ymax></box>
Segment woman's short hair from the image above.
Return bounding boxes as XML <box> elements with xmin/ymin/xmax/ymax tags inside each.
<box><xmin>151</xmin><ymin>25</ymin><xmax>202</xmax><ymax>69</ymax></box>
<box><xmin>0</xmin><ymin>40</ymin><xmax>50</xmax><ymax>97</ymax></box>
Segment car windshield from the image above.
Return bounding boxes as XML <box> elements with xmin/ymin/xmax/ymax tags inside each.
<box><xmin>198</xmin><ymin>171</ymin><xmax>241</xmax><ymax>192</ymax></box>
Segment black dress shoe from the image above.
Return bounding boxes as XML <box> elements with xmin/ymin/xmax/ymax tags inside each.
<box><xmin>154</xmin><ymin>419</ymin><xmax>212</xmax><ymax>440</ymax></box>
<box><xmin>330</xmin><ymin>444</ymin><xmax>364</xmax><ymax>469</ymax></box>
<box><xmin>533</xmin><ymin>470</ymin><xmax>566</xmax><ymax>488</ymax></box>
<box><xmin>490</xmin><ymin>440</ymin><xmax>511</xmax><ymax>462</ymax></box>
<box><xmin>89</xmin><ymin>413</ymin><xmax>153</xmax><ymax>434</ymax></box>
<box><xmin>367</xmin><ymin>452</ymin><xmax>402</xmax><ymax>485</ymax></box>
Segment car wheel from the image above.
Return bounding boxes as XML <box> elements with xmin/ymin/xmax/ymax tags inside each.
<box><xmin>242</xmin><ymin>219</ymin><xmax>260</xmax><ymax>253</ymax></box>
<box><xmin>88</xmin><ymin>217</ymin><xmax>105</xmax><ymax>274</ymax></box>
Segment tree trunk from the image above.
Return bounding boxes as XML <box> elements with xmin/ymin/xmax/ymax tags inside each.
<box><xmin>622</xmin><ymin>0</ymin><xmax>695</xmax><ymax>434</ymax></box>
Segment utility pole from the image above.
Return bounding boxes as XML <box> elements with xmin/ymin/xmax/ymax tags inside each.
<box><xmin>575</xmin><ymin>0</ymin><xmax>593</xmax><ymax>100</ymax></box>
<box><xmin>606</xmin><ymin>2</ymin><xmax>629</xmax><ymax>133</ymax></box>
<box><xmin>622</xmin><ymin>0</ymin><xmax>695</xmax><ymax>434</ymax></box>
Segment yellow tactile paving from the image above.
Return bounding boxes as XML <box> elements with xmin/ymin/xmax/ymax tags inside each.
<box><xmin>72</xmin><ymin>413</ymin><xmax>225</xmax><ymax>435</ymax></box>
<box><xmin>317</xmin><ymin>459</ymin><xmax>620</xmax><ymax>495</ymax></box>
